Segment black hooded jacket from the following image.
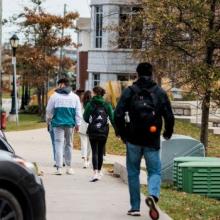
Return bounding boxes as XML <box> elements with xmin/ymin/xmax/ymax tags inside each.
<box><xmin>114</xmin><ymin>76</ymin><xmax>175</xmax><ymax>149</ymax></box>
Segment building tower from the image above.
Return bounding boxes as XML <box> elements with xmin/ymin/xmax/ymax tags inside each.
<box><xmin>87</xmin><ymin>0</ymin><xmax>139</xmax><ymax>89</ymax></box>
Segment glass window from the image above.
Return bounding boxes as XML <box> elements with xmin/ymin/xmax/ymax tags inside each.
<box><xmin>95</xmin><ymin>6</ymin><xmax>103</xmax><ymax>48</ymax></box>
<box><xmin>117</xmin><ymin>74</ymin><xmax>136</xmax><ymax>81</ymax></box>
<box><xmin>118</xmin><ymin>6</ymin><xmax>142</xmax><ymax>49</ymax></box>
<box><xmin>93</xmin><ymin>73</ymin><xmax>100</xmax><ymax>87</ymax></box>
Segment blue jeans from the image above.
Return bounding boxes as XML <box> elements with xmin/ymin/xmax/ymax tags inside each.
<box><xmin>126</xmin><ymin>142</ymin><xmax>161</xmax><ymax>210</ymax></box>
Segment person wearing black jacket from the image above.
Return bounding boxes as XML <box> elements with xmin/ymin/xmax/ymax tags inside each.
<box><xmin>114</xmin><ymin>62</ymin><xmax>174</xmax><ymax>219</ymax></box>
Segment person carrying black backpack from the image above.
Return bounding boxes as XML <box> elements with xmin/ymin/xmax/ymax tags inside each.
<box><xmin>83</xmin><ymin>86</ymin><xmax>114</xmax><ymax>182</ymax></box>
<box><xmin>114</xmin><ymin>62</ymin><xmax>174</xmax><ymax>219</ymax></box>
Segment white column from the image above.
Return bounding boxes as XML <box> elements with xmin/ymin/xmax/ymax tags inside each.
<box><xmin>90</xmin><ymin>6</ymin><xmax>95</xmax><ymax>49</ymax></box>
<box><xmin>88</xmin><ymin>72</ymin><xmax>93</xmax><ymax>90</ymax></box>
<box><xmin>103</xmin><ymin>5</ymin><xmax>120</xmax><ymax>49</ymax></box>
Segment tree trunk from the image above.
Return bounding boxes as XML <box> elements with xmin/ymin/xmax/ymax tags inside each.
<box><xmin>37</xmin><ymin>87</ymin><xmax>42</xmax><ymax>115</ymax></box>
<box><xmin>200</xmin><ymin>0</ymin><xmax>216</xmax><ymax>154</ymax></box>
<box><xmin>200</xmin><ymin>91</ymin><xmax>211</xmax><ymax>155</ymax></box>
<box><xmin>45</xmin><ymin>75</ymin><xmax>49</xmax><ymax>105</ymax></box>
<box><xmin>20</xmin><ymin>84</ymin><xmax>25</xmax><ymax>110</ymax></box>
<box><xmin>41</xmin><ymin>84</ymin><xmax>45</xmax><ymax>121</ymax></box>
<box><xmin>24</xmin><ymin>83</ymin><xmax>30</xmax><ymax>106</ymax></box>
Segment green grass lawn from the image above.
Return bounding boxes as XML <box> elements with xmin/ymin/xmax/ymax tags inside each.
<box><xmin>142</xmin><ymin>185</ymin><xmax>220</xmax><ymax>220</ymax></box>
<box><xmin>175</xmin><ymin>119</ymin><xmax>220</xmax><ymax>157</ymax></box>
<box><xmin>5</xmin><ymin>113</ymin><xmax>46</xmax><ymax>132</ymax></box>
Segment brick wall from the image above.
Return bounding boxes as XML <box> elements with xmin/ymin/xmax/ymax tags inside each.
<box><xmin>79</xmin><ymin>51</ymin><xmax>88</xmax><ymax>90</ymax></box>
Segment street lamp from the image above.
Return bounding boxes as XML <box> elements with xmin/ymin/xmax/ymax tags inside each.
<box><xmin>9</xmin><ymin>34</ymin><xmax>19</xmax><ymax>124</ymax></box>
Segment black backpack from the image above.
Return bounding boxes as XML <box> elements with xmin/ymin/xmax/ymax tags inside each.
<box><xmin>87</xmin><ymin>102</ymin><xmax>109</xmax><ymax>140</ymax></box>
<box><xmin>127</xmin><ymin>85</ymin><xmax>160</xmax><ymax>137</ymax></box>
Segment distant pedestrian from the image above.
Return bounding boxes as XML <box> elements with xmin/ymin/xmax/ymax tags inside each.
<box><xmin>83</xmin><ymin>86</ymin><xmax>114</xmax><ymax>182</ymax></box>
<box><xmin>46</xmin><ymin>78</ymin><xmax>82</xmax><ymax>175</ymax></box>
<box><xmin>114</xmin><ymin>62</ymin><xmax>174</xmax><ymax>219</ymax></box>
<box><xmin>79</xmin><ymin>90</ymin><xmax>92</xmax><ymax>168</ymax></box>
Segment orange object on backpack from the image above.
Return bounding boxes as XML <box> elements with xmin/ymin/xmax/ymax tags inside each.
<box><xmin>149</xmin><ymin>125</ymin><xmax>157</xmax><ymax>133</ymax></box>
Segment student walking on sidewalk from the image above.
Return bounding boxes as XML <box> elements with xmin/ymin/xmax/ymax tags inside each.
<box><xmin>83</xmin><ymin>86</ymin><xmax>114</xmax><ymax>182</ymax></box>
<box><xmin>47</xmin><ymin>81</ymin><xmax>65</xmax><ymax>167</ymax></box>
<box><xmin>46</xmin><ymin>78</ymin><xmax>82</xmax><ymax>175</ymax></box>
<box><xmin>114</xmin><ymin>62</ymin><xmax>174</xmax><ymax>219</ymax></box>
<box><xmin>79</xmin><ymin>90</ymin><xmax>92</xmax><ymax>168</ymax></box>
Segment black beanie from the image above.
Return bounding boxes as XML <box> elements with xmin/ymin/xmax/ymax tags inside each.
<box><xmin>136</xmin><ymin>62</ymin><xmax>153</xmax><ymax>76</ymax></box>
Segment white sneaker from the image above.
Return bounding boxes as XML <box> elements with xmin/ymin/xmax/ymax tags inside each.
<box><xmin>98</xmin><ymin>171</ymin><xmax>104</xmax><ymax>180</ymax></box>
<box><xmin>55</xmin><ymin>168</ymin><xmax>62</xmax><ymax>175</ymax></box>
<box><xmin>127</xmin><ymin>209</ymin><xmax>141</xmax><ymax>216</ymax></box>
<box><xmin>86</xmin><ymin>161</ymin><xmax>90</xmax><ymax>168</ymax></box>
<box><xmin>66</xmin><ymin>167</ymin><xmax>74</xmax><ymax>175</ymax></box>
<box><xmin>89</xmin><ymin>173</ymin><xmax>99</xmax><ymax>182</ymax></box>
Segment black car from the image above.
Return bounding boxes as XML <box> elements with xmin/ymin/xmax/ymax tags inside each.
<box><xmin>0</xmin><ymin>131</ymin><xmax>46</xmax><ymax>220</ymax></box>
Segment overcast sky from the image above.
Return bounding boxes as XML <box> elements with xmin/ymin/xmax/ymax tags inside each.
<box><xmin>2</xmin><ymin>0</ymin><xmax>90</xmax><ymax>43</ymax></box>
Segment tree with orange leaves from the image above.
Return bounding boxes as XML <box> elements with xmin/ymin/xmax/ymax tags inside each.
<box><xmin>14</xmin><ymin>0</ymin><xmax>79</xmax><ymax>117</ymax></box>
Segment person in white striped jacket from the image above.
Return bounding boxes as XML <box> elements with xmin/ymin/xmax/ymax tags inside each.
<box><xmin>46</xmin><ymin>78</ymin><xmax>82</xmax><ymax>175</ymax></box>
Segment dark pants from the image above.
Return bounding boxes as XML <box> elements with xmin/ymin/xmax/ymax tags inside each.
<box><xmin>90</xmin><ymin>138</ymin><xmax>107</xmax><ymax>170</ymax></box>
<box><xmin>103</xmin><ymin>144</ymin><xmax>106</xmax><ymax>156</ymax></box>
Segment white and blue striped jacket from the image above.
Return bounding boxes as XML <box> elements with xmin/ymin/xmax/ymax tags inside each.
<box><xmin>46</xmin><ymin>87</ymin><xmax>82</xmax><ymax>127</ymax></box>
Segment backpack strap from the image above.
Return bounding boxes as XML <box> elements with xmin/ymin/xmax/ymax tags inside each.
<box><xmin>129</xmin><ymin>84</ymin><xmax>158</xmax><ymax>108</ymax></box>
<box><xmin>129</xmin><ymin>85</ymin><xmax>141</xmax><ymax>94</ymax></box>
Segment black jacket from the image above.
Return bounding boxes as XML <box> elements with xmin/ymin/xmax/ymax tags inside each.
<box><xmin>114</xmin><ymin>76</ymin><xmax>175</xmax><ymax>149</ymax></box>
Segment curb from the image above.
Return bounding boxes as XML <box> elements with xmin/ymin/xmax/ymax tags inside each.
<box><xmin>113</xmin><ymin>161</ymin><xmax>147</xmax><ymax>185</ymax></box>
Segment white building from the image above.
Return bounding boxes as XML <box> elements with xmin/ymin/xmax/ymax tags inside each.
<box><xmin>87</xmin><ymin>0</ymin><xmax>140</xmax><ymax>90</ymax></box>
<box><xmin>76</xmin><ymin>18</ymin><xmax>91</xmax><ymax>51</ymax></box>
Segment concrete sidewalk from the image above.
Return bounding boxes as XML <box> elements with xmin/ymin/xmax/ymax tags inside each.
<box><xmin>5</xmin><ymin>128</ymin><xmax>172</xmax><ymax>220</ymax></box>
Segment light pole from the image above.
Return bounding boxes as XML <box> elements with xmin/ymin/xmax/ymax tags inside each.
<box><xmin>9</xmin><ymin>34</ymin><xmax>19</xmax><ymax>124</ymax></box>
<box><xmin>58</xmin><ymin>3</ymin><xmax>67</xmax><ymax>79</ymax></box>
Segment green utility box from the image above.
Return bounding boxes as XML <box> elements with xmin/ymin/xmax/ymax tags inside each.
<box><xmin>161</xmin><ymin>135</ymin><xmax>205</xmax><ymax>182</ymax></box>
<box><xmin>173</xmin><ymin>157</ymin><xmax>220</xmax><ymax>188</ymax></box>
<box><xmin>179</xmin><ymin>162</ymin><xmax>220</xmax><ymax>198</ymax></box>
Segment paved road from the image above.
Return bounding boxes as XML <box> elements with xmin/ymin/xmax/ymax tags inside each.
<box><xmin>5</xmin><ymin>128</ymin><xmax>172</xmax><ymax>220</ymax></box>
